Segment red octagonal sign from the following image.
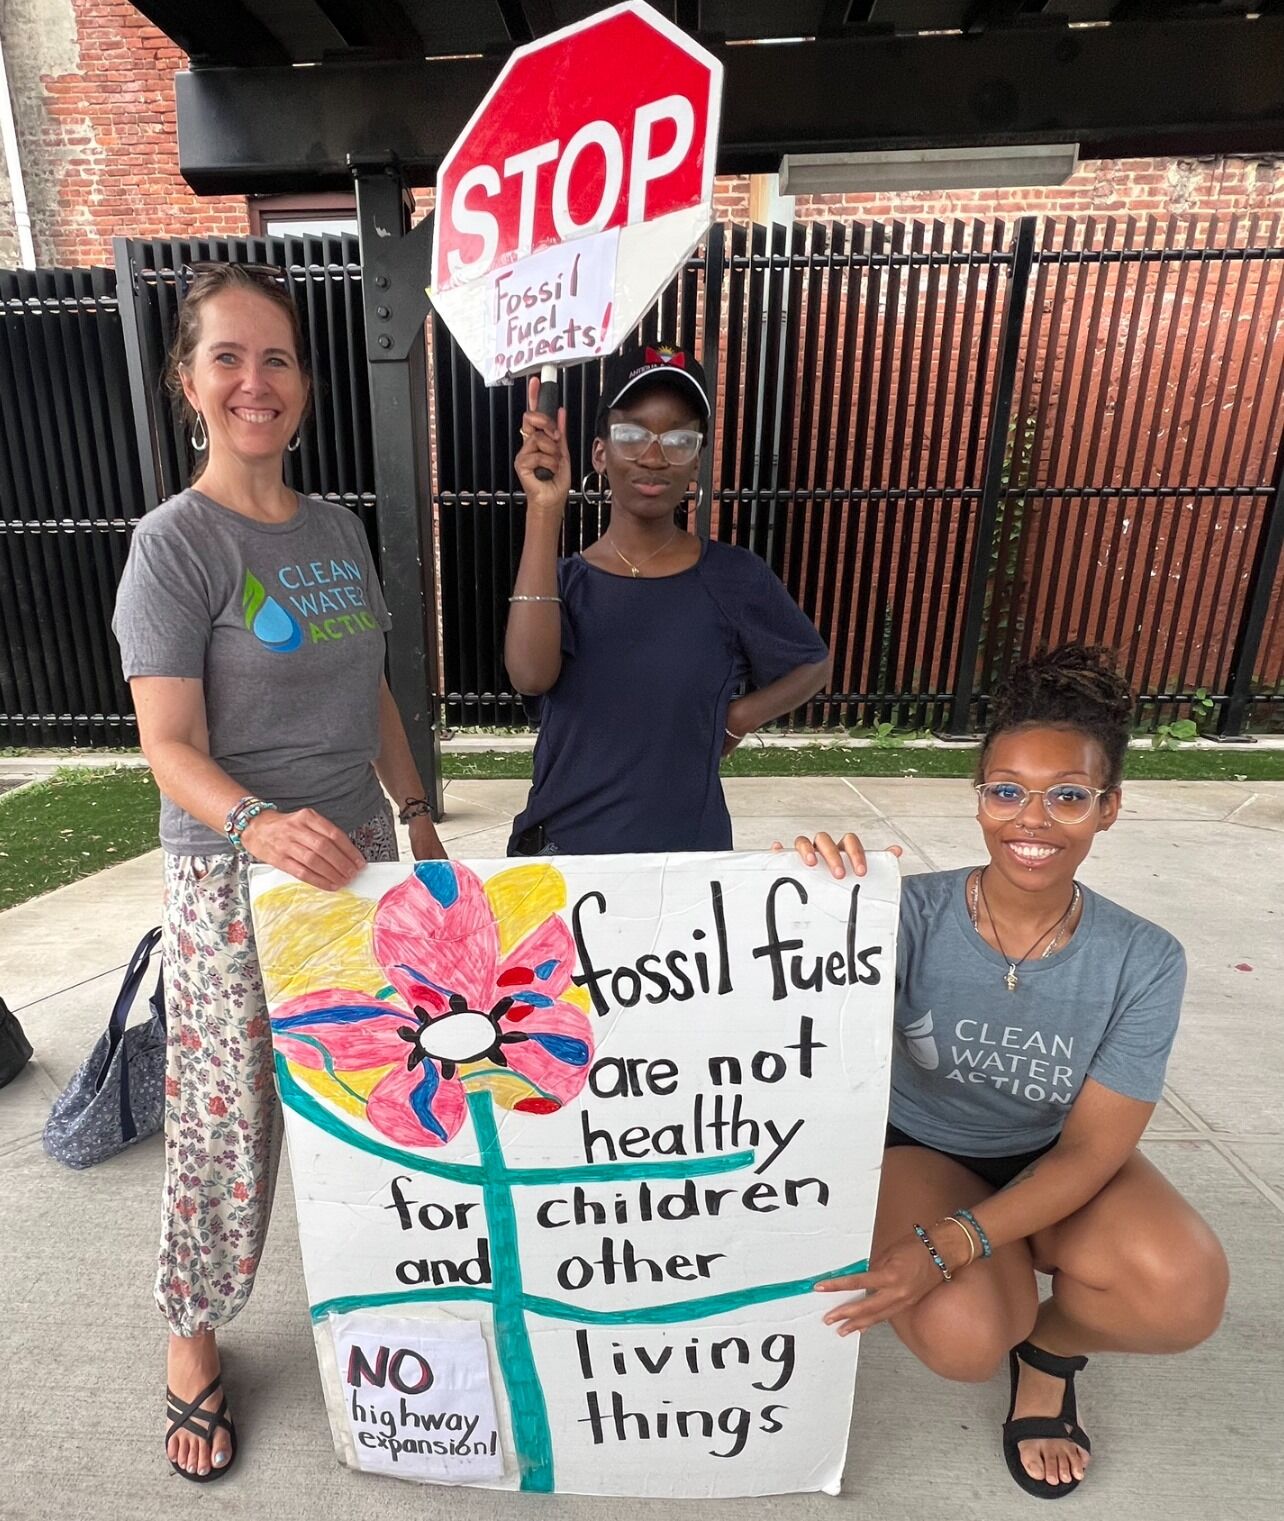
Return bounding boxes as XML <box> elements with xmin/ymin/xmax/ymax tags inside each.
<box><xmin>430</xmin><ymin>1</ymin><xmax>722</xmax><ymax>383</ymax></box>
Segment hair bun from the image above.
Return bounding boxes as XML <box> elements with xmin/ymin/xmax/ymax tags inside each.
<box><xmin>984</xmin><ymin>643</ymin><xmax>1134</xmax><ymax>786</ymax></box>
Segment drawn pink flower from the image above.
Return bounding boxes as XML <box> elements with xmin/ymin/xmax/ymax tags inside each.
<box><xmin>270</xmin><ymin>861</ymin><xmax>593</xmax><ymax>1148</ymax></box>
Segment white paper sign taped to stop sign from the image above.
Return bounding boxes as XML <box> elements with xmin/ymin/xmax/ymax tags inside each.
<box><xmin>430</xmin><ymin>2</ymin><xmax>722</xmax><ymax>383</ymax></box>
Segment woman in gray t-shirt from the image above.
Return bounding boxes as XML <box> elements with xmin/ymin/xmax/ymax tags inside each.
<box><xmin>795</xmin><ymin>645</ymin><xmax>1227</xmax><ymax>1501</ymax></box>
<box><xmin>112</xmin><ymin>264</ymin><xmax>445</xmax><ymax>1485</ymax></box>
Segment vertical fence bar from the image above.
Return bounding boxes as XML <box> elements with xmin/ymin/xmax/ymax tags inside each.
<box><xmin>940</xmin><ymin>216</ymin><xmax>1036</xmax><ymax>738</ymax></box>
<box><xmin>696</xmin><ymin>221</ymin><xmax>724</xmax><ymax>540</ymax></box>
<box><xmin>1219</xmin><ymin>435</ymin><xmax>1284</xmax><ymax>738</ymax></box>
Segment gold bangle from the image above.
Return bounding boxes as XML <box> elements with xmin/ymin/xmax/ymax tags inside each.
<box><xmin>936</xmin><ymin>1214</ymin><xmax>977</xmax><ymax>1267</ymax></box>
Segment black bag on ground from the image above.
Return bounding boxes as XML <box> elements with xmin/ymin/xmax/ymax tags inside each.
<box><xmin>43</xmin><ymin>927</ymin><xmax>167</xmax><ymax>1169</ymax></box>
<box><xmin>0</xmin><ymin>997</ymin><xmax>33</xmax><ymax>1089</ymax></box>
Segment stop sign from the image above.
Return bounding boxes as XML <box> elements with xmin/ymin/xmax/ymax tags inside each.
<box><xmin>429</xmin><ymin>1</ymin><xmax>722</xmax><ymax>383</ymax></box>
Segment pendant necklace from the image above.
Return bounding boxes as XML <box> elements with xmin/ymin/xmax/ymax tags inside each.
<box><xmin>969</xmin><ymin>866</ymin><xmax>1081</xmax><ymax>992</ymax></box>
<box><xmin>605</xmin><ymin>528</ymin><xmax>679</xmax><ymax>578</ymax></box>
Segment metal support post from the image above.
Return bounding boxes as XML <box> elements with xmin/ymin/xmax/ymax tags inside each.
<box><xmin>352</xmin><ymin>160</ymin><xmax>443</xmax><ymax>816</ymax></box>
<box><xmin>1217</xmin><ymin>435</ymin><xmax>1284</xmax><ymax>740</ymax></box>
<box><xmin>938</xmin><ymin>217</ymin><xmax>1036</xmax><ymax>740</ymax></box>
<box><xmin>112</xmin><ymin>236</ymin><xmax>163</xmax><ymax>513</ymax></box>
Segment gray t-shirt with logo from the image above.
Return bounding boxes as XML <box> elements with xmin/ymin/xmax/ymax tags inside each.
<box><xmin>113</xmin><ymin>489</ymin><xmax>392</xmax><ymax>854</ymax></box>
<box><xmin>893</xmin><ymin>867</ymin><xmax>1185</xmax><ymax>1156</ymax></box>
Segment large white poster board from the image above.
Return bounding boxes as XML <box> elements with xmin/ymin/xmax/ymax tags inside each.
<box><xmin>249</xmin><ymin>852</ymin><xmax>898</xmax><ymax>1496</ymax></box>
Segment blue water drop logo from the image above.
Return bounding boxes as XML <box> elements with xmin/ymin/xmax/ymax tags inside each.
<box><xmin>243</xmin><ymin>570</ymin><xmax>303</xmax><ymax>652</ymax></box>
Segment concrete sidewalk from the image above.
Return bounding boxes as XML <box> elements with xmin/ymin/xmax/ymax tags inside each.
<box><xmin>1</xmin><ymin>777</ymin><xmax>1281</xmax><ymax>1520</ymax></box>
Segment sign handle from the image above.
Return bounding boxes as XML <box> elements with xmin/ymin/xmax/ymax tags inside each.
<box><xmin>534</xmin><ymin>365</ymin><xmax>558</xmax><ymax>483</ymax></box>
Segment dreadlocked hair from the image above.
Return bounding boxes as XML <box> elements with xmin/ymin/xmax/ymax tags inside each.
<box><xmin>979</xmin><ymin>644</ymin><xmax>1133</xmax><ymax>789</ymax></box>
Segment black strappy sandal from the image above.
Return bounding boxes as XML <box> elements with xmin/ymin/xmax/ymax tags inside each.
<box><xmin>166</xmin><ymin>1376</ymin><xmax>238</xmax><ymax>1482</ymax></box>
<box><xmin>1003</xmin><ymin>1340</ymin><xmax>1091</xmax><ymax>1500</ymax></box>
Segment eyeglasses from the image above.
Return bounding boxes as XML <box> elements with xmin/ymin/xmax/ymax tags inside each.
<box><xmin>974</xmin><ymin>781</ymin><xmax>1113</xmax><ymax>825</ymax></box>
<box><xmin>180</xmin><ymin>260</ymin><xmax>287</xmax><ymax>290</ymax></box>
<box><xmin>608</xmin><ymin>422</ymin><xmax>703</xmax><ymax>466</ymax></box>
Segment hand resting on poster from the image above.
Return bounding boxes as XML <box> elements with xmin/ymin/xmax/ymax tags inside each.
<box><xmin>772</xmin><ymin>830</ymin><xmax>903</xmax><ymax>878</ymax></box>
<box><xmin>133</xmin><ymin>675</ymin><xmax>367</xmax><ymax>891</ymax></box>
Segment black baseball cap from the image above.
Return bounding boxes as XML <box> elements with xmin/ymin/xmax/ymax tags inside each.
<box><xmin>599</xmin><ymin>343</ymin><xmax>711</xmax><ymax>426</ymax></box>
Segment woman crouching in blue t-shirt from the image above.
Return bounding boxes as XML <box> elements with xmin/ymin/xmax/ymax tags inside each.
<box><xmin>505</xmin><ymin>344</ymin><xmax>830</xmax><ymax>856</ymax></box>
<box><xmin>794</xmin><ymin>644</ymin><xmax>1227</xmax><ymax>1500</ymax></box>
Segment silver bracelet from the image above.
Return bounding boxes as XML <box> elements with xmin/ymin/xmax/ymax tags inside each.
<box><xmin>509</xmin><ymin>594</ymin><xmax>561</xmax><ymax>603</ymax></box>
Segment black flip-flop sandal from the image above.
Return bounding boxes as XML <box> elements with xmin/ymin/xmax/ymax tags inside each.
<box><xmin>1003</xmin><ymin>1339</ymin><xmax>1091</xmax><ymax>1500</ymax></box>
<box><xmin>166</xmin><ymin>1376</ymin><xmax>238</xmax><ymax>1483</ymax></box>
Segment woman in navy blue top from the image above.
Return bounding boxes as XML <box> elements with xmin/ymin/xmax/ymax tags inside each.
<box><xmin>505</xmin><ymin>344</ymin><xmax>829</xmax><ymax>856</ymax></box>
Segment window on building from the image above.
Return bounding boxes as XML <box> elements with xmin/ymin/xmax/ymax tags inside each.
<box><xmin>248</xmin><ymin>194</ymin><xmax>358</xmax><ymax>239</ymax></box>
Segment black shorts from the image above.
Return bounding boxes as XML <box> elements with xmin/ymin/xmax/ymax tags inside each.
<box><xmin>884</xmin><ymin>1122</ymin><xmax>1056</xmax><ymax>1192</ymax></box>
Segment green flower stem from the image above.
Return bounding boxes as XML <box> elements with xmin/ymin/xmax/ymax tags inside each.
<box><xmin>278</xmin><ymin>1053</ymin><xmax>864</xmax><ymax>1492</ymax></box>
<box><xmin>468</xmin><ymin>1089</ymin><xmax>554</xmax><ymax>1492</ymax></box>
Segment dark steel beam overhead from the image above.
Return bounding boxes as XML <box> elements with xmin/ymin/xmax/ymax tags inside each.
<box><xmin>674</xmin><ymin>0</ymin><xmax>703</xmax><ymax>34</ymax></box>
<box><xmin>507</xmin><ymin>0</ymin><xmax>561</xmax><ymax>40</ymax></box>
<box><xmin>129</xmin><ymin>2</ymin><xmax>1273</xmax><ymax>66</ymax></box>
<box><xmin>494</xmin><ymin>0</ymin><xmax>536</xmax><ymax>43</ymax></box>
<box><xmin>128</xmin><ymin>1</ymin><xmax>293</xmax><ymax>67</ymax></box>
<box><xmin>312</xmin><ymin>1</ymin><xmax>429</xmax><ymax>59</ymax></box>
<box><xmin>172</xmin><ymin>15</ymin><xmax>1284</xmax><ymax>195</ymax></box>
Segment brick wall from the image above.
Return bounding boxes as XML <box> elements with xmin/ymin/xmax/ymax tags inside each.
<box><xmin>4</xmin><ymin>0</ymin><xmax>246</xmax><ymax>267</ymax></box>
<box><xmin>716</xmin><ymin>155</ymin><xmax>1284</xmax><ymax>224</ymax></box>
<box><xmin>4</xmin><ymin>1</ymin><xmax>1282</xmax><ymax>266</ymax></box>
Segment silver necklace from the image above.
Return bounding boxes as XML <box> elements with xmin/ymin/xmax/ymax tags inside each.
<box><xmin>604</xmin><ymin>528</ymin><xmax>679</xmax><ymax>578</ymax></box>
<box><xmin>969</xmin><ymin>867</ymin><xmax>1081</xmax><ymax>992</ymax></box>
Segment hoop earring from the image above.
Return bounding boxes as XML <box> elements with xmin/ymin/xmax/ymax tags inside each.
<box><xmin>580</xmin><ymin>470</ymin><xmax>610</xmax><ymax>507</ymax></box>
<box><xmin>695</xmin><ymin>482</ymin><xmax>705</xmax><ymax>515</ymax></box>
<box><xmin>191</xmin><ymin>412</ymin><xmax>207</xmax><ymax>451</ymax></box>
<box><xmin>288</xmin><ymin>432</ymin><xmax>301</xmax><ymax>452</ymax></box>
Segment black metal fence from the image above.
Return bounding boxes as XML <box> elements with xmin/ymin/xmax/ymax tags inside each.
<box><xmin>114</xmin><ymin>233</ymin><xmax>376</xmax><ymax>543</ymax></box>
<box><xmin>0</xmin><ymin>238</ymin><xmax>375</xmax><ymax>747</ymax></box>
<box><xmin>0</xmin><ymin>267</ymin><xmax>142</xmax><ymax>746</ymax></box>
<box><xmin>435</xmin><ymin>214</ymin><xmax>1284</xmax><ymax>735</ymax></box>
<box><xmin>2</xmin><ymin>215</ymin><xmax>1282</xmax><ymax>747</ymax></box>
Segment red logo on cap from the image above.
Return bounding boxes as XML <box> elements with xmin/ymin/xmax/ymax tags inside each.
<box><xmin>645</xmin><ymin>346</ymin><xmax>686</xmax><ymax>369</ymax></box>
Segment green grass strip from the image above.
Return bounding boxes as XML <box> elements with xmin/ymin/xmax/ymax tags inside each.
<box><xmin>1</xmin><ymin>744</ymin><xmax>1279</xmax><ymax>912</ymax></box>
<box><xmin>443</xmin><ymin>745</ymin><xmax>1284</xmax><ymax>782</ymax></box>
<box><xmin>0</xmin><ymin>766</ymin><xmax>159</xmax><ymax>912</ymax></box>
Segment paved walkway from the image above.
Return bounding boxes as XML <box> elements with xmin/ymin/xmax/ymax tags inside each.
<box><xmin>1</xmin><ymin>778</ymin><xmax>1281</xmax><ymax>1520</ymax></box>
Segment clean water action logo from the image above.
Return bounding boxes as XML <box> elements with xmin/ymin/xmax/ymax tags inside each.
<box><xmin>243</xmin><ymin>569</ymin><xmax>303</xmax><ymax>652</ymax></box>
<box><xmin>902</xmin><ymin>1009</ymin><xmax>940</xmax><ymax>1070</ymax></box>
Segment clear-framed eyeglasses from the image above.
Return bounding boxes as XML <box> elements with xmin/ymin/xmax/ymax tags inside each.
<box><xmin>179</xmin><ymin>260</ymin><xmax>288</xmax><ymax>291</ymax></box>
<box><xmin>607</xmin><ymin>422</ymin><xmax>703</xmax><ymax>466</ymax></box>
<box><xmin>974</xmin><ymin>781</ymin><xmax>1113</xmax><ymax>825</ymax></box>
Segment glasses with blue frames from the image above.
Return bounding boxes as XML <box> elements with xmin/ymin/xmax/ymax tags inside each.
<box><xmin>974</xmin><ymin>781</ymin><xmax>1112</xmax><ymax>825</ymax></box>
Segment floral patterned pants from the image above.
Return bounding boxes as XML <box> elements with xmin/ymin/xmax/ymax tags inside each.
<box><xmin>156</xmin><ymin>807</ymin><xmax>398</xmax><ymax>1337</ymax></box>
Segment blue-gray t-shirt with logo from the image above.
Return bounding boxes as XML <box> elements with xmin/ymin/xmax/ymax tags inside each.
<box><xmin>112</xmin><ymin>489</ymin><xmax>391</xmax><ymax>854</ymax></box>
<box><xmin>893</xmin><ymin>867</ymin><xmax>1185</xmax><ymax>1156</ymax></box>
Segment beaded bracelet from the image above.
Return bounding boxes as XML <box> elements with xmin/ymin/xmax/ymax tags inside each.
<box><xmin>953</xmin><ymin>1207</ymin><xmax>992</xmax><ymax>1260</ymax></box>
<box><xmin>223</xmin><ymin>795</ymin><xmax>258</xmax><ymax>841</ymax></box>
<box><xmin>509</xmin><ymin>594</ymin><xmax>561</xmax><ymax>603</ymax></box>
<box><xmin>224</xmin><ymin>795</ymin><xmax>277</xmax><ymax>850</ymax></box>
<box><xmin>912</xmin><ymin>1222</ymin><xmax>952</xmax><ymax>1281</ymax></box>
<box><xmin>398</xmin><ymin>797</ymin><xmax>434</xmax><ymax>824</ymax></box>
